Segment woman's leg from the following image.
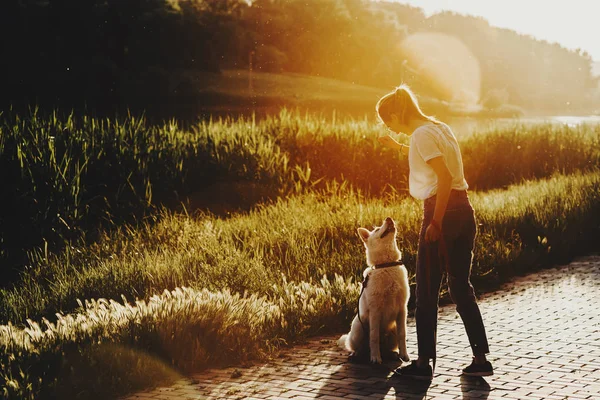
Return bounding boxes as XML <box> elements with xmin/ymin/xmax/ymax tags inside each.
<box><xmin>415</xmin><ymin>217</ymin><xmax>444</xmax><ymax>362</ymax></box>
<box><xmin>445</xmin><ymin>208</ymin><xmax>490</xmax><ymax>357</ymax></box>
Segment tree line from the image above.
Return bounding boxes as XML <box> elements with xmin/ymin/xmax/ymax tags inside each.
<box><xmin>1</xmin><ymin>0</ymin><xmax>597</xmax><ymax>118</ymax></box>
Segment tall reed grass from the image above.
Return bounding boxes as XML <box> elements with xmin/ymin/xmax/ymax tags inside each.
<box><xmin>255</xmin><ymin>110</ymin><xmax>600</xmax><ymax>195</ymax></box>
<box><xmin>0</xmin><ymin>110</ymin><xmax>300</xmax><ymax>277</ymax></box>
<box><xmin>1</xmin><ymin>109</ymin><xmax>598</xmax><ymax>280</ymax></box>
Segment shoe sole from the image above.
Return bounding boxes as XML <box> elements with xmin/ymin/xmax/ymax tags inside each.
<box><xmin>462</xmin><ymin>371</ymin><xmax>493</xmax><ymax>377</ymax></box>
<box><xmin>406</xmin><ymin>375</ymin><xmax>433</xmax><ymax>381</ymax></box>
<box><xmin>393</xmin><ymin>371</ymin><xmax>433</xmax><ymax>381</ymax></box>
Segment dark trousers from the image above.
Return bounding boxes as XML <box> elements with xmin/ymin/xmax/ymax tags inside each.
<box><xmin>415</xmin><ymin>190</ymin><xmax>490</xmax><ymax>359</ymax></box>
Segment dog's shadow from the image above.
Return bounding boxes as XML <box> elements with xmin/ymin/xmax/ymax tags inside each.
<box><xmin>315</xmin><ymin>354</ymin><xmax>431</xmax><ymax>400</ymax></box>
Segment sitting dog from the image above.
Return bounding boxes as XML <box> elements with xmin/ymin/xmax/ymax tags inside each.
<box><xmin>338</xmin><ymin>217</ymin><xmax>410</xmax><ymax>364</ymax></box>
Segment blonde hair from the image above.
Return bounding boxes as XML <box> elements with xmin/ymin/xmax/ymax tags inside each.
<box><xmin>375</xmin><ymin>84</ymin><xmax>439</xmax><ymax>126</ymax></box>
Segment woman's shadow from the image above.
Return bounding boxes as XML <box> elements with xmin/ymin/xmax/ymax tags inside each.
<box><xmin>314</xmin><ymin>349</ymin><xmax>491</xmax><ymax>399</ymax></box>
<box><xmin>460</xmin><ymin>375</ymin><xmax>491</xmax><ymax>399</ymax></box>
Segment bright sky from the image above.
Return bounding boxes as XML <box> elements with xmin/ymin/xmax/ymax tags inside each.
<box><xmin>394</xmin><ymin>0</ymin><xmax>600</xmax><ymax>61</ymax></box>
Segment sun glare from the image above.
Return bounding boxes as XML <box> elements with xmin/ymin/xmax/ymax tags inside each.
<box><xmin>394</xmin><ymin>0</ymin><xmax>600</xmax><ymax>61</ymax></box>
<box><xmin>400</xmin><ymin>32</ymin><xmax>481</xmax><ymax>108</ymax></box>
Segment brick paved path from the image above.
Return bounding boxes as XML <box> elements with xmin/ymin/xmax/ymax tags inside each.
<box><xmin>124</xmin><ymin>256</ymin><xmax>600</xmax><ymax>400</ymax></box>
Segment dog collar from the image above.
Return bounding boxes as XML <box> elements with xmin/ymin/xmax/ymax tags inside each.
<box><xmin>363</xmin><ymin>260</ymin><xmax>404</xmax><ymax>288</ymax></box>
<box><xmin>373</xmin><ymin>260</ymin><xmax>404</xmax><ymax>269</ymax></box>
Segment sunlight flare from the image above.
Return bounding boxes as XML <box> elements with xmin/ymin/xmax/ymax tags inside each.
<box><xmin>400</xmin><ymin>32</ymin><xmax>481</xmax><ymax>109</ymax></box>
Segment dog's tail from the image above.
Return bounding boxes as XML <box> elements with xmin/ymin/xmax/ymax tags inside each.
<box><xmin>337</xmin><ymin>334</ymin><xmax>349</xmax><ymax>350</ymax></box>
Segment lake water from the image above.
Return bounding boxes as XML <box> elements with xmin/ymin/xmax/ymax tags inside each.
<box><xmin>447</xmin><ymin>115</ymin><xmax>600</xmax><ymax>137</ymax></box>
<box><xmin>197</xmin><ymin>105</ymin><xmax>600</xmax><ymax>138</ymax></box>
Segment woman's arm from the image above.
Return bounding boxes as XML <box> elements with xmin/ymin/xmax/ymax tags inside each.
<box><xmin>425</xmin><ymin>156</ymin><xmax>452</xmax><ymax>242</ymax></box>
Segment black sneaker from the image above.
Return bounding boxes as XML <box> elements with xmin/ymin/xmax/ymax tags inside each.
<box><xmin>462</xmin><ymin>359</ymin><xmax>494</xmax><ymax>377</ymax></box>
<box><xmin>394</xmin><ymin>361</ymin><xmax>433</xmax><ymax>381</ymax></box>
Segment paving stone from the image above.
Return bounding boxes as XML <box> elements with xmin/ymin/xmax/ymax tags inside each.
<box><xmin>122</xmin><ymin>255</ymin><xmax>600</xmax><ymax>400</ymax></box>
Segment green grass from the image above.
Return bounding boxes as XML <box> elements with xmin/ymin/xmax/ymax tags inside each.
<box><xmin>1</xmin><ymin>170</ymin><xmax>599</xmax><ymax>399</ymax></box>
<box><xmin>1</xmin><ymin>108</ymin><xmax>600</xmax><ymax>399</ymax></box>
<box><xmin>0</xmin><ymin>110</ymin><xmax>302</xmax><ymax>275</ymax></box>
<box><xmin>199</xmin><ymin>69</ymin><xmax>388</xmax><ymax>105</ymax></box>
<box><xmin>3</xmin><ymin>170</ymin><xmax>599</xmax><ymax>326</ymax></box>
<box><xmin>2</xmin><ymin>109</ymin><xmax>598</xmax><ymax>278</ymax></box>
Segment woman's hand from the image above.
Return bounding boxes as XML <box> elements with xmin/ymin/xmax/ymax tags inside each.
<box><xmin>424</xmin><ymin>221</ymin><xmax>442</xmax><ymax>242</ymax></box>
<box><xmin>377</xmin><ymin>135</ymin><xmax>400</xmax><ymax>148</ymax></box>
<box><xmin>378</xmin><ymin>135</ymin><xmax>408</xmax><ymax>154</ymax></box>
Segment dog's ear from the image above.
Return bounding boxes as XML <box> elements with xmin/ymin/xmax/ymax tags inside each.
<box><xmin>357</xmin><ymin>227</ymin><xmax>371</xmax><ymax>243</ymax></box>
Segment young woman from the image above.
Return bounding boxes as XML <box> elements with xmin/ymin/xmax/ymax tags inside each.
<box><xmin>376</xmin><ymin>85</ymin><xmax>493</xmax><ymax>380</ymax></box>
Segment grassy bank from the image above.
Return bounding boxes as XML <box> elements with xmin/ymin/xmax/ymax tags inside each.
<box><xmin>1</xmin><ymin>170</ymin><xmax>599</xmax><ymax>399</ymax></box>
<box><xmin>1</xmin><ymin>110</ymin><xmax>599</xmax><ymax>279</ymax></box>
<box><xmin>0</xmin><ymin>110</ymin><xmax>301</xmax><ymax>277</ymax></box>
<box><xmin>169</xmin><ymin>69</ymin><xmax>524</xmax><ymax>120</ymax></box>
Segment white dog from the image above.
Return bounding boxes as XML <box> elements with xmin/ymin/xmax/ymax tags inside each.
<box><xmin>338</xmin><ymin>217</ymin><xmax>410</xmax><ymax>364</ymax></box>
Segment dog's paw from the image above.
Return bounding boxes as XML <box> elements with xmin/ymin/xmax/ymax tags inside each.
<box><xmin>337</xmin><ymin>334</ymin><xmax>348</xmax><ymax>349</ymax></box>
<box><xmin>370</xmin><ymin>354</ymin><xmax>383</xmax><ymax>364</ymax></box>
<box><xmin>400</xmin><ymin>352</ymin><xmax>410</xmax><ymax>362</ymax></box>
